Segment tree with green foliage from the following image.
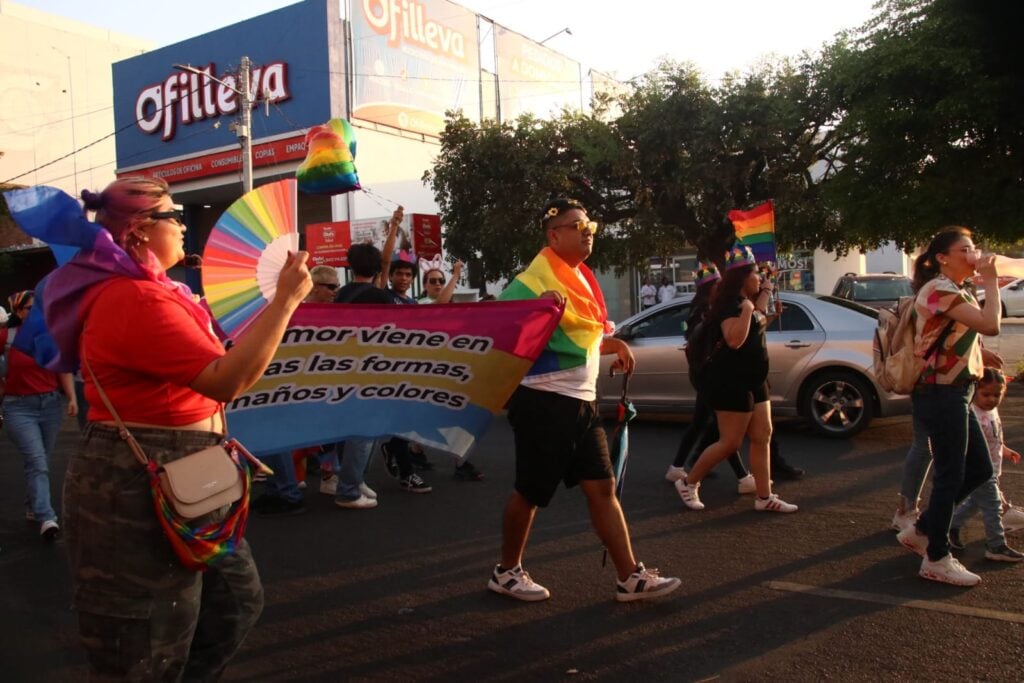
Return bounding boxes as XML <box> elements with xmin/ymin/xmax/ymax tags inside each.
<box><xmin>426</xmin><ymin>58</ymin><xmax>842</xmax><ymax>282</ymax></box>
<box><xmin>616</xmin><ymin>60</ymin><xmax>842</xmax><ymax>262</ymax></box>
<box><xmin>817</xmin><ymin>0</ymin><xmax>1024</xmax><ymax>249</ymax></box>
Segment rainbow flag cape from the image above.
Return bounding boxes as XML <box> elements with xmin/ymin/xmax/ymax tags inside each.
<box><xmin>499</xmin><ymin>247</ymin><xmax>609</xmax><ymax>376</ymax></box>
<box><xmin>729</xmin><ymin>200</ymin><xmax>777</xmax><ymax>264</ymax></box>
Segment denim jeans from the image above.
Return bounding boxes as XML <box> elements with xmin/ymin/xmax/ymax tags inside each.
<box><xmin>912</xmin><ymin>384</ymin><xmax>993</xmax><ymax>561</ymax></box>
<box><xmin>899</xmin><ymin>409</ymin><xmax>932</xmax><ymax>504</ymax></box>
<box><xmin>2</xmin><ymin>391</ymin><xmax>65</xmax><ymax>524</ymax></box>
<box><xmin>258</xmin><ymin>452</ymin><xmax>302</xmax><ymax>503</ymax></box>
<box><xmin>336</xmin><ymin>438</ymin><xmax>375</xmax><ymax>501</ymax></box>
<box><xmin>951</xmin><ymin>473</ymin><xmax>1006</xmax><ymax>550</ymax></box>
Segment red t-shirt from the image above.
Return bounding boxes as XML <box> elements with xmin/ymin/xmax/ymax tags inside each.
<box><xmin>2</xmin><ymin>331</ymin><xmax>60</xmax><ymax>395</ymax></box>
<box><xmin>80</xmin><ymin>278</ymin><xmax>226</xmax><ymax>426</ymax></box>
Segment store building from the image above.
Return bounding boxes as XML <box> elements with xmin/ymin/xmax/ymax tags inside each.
<box><xmin>108</xmin><ymin>0</ymin><xmax>637</xmax><ymax>309</ymax></box>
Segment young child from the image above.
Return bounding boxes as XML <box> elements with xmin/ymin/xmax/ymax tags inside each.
<box><xmin>949</xmin><ymin>368</ymin><xmax>1023</xmax><ymax>561</ymax></box>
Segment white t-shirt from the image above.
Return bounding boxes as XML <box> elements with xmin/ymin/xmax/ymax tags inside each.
<box><xmin>640</xmin><ymin>284</ymin><xmax>657</xmax><ymax>306</ymax></box>
<box><xmin>658</xmin><ymin>284</ymin><xmax>676</xmax><ymax>304</ymax></box>
<box><xmin>971</xmin><ymin>404</ymin><xmax>1003</xmax><ymax>477</ymax></box>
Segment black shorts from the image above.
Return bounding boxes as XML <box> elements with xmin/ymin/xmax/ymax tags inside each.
<box><xmin>507</xmin><ymin>385</ymin><xmax>614</xmax><ymax>508</ymax></box>
<box><xmin>704</xmin><ymin>380</ymin><xmax>769</xmax><ymax>413</ymax></box>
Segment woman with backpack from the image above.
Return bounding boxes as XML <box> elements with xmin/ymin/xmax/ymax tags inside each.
<box><xmin>676</xmin><ymin>245</ymin><xmax>797</xmax><ymax>513</ymax></box>
<box><xmin>895</xmin><ymin>227</ymin><xmax>1002</xmax><ymax>586</ymax></box>
<box><xmin>667</xmin><ymin>263</ymin><xmax>755</xmax><ymax>495</ymax></box>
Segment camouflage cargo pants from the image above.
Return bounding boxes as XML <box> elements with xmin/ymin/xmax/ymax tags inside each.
<box><xmin>64</xmin><ymin>424</ymin><xmax>264</xmax><ymax>682</ymax></box>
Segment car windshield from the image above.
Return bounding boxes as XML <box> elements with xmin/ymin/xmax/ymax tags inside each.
<box><xmin>852</xmin><ymin>279</ymin><xmax>913</xmax><ymax>301</ymax></box>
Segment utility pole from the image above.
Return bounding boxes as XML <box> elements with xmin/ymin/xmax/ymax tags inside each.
<box><xmin>173</xmin><ymin>57</ymin><xmax>254</xmax><ymax>195</ymax></box>
<box><xmin>237</xmin><ymin>56</ymin><xmax>253</xmax><ymax>194</ymax></box>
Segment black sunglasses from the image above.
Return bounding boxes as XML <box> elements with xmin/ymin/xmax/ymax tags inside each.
<box><xmin>150</xmin><ymin>209</ymin><xmax>185</xmax><ymax>223</ymax></box>
<box><xmin>316</xmin><ymin>282</ymin><xmax>339</xmax><ymax>291</ymax></box>
<box><xmin>427</xmin><ymin>277</ymin><xmax>446</xmax><ymax>285</ymax></box>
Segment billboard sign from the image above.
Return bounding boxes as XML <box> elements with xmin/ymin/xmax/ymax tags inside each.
<box><xmin>113</xmin><ymin>0</ymin><xmax>333</xmax><ymax>169</ymax></box>
<box><xmin>351</xmin><ymin>0</ymin><xmax>480</xmax><ymax>136</ymax></box>
<box><xmin>494</xmin><ymin>26</ymin><xmax>581</xmax><ymax>121</ymax></box>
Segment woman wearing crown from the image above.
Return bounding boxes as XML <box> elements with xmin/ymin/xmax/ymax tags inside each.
<box><xmin>676</xmin><ymin>244</ymin><xmax>798</xmax><ymax>513</ymax></box>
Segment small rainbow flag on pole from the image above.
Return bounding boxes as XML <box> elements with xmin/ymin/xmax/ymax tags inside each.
<box><xmin>728</xmin><ymin>200</ymin><xmax>777</xmax><ymax>264</ymax></box>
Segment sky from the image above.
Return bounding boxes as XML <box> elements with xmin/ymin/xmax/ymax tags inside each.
<box><xmin>16</xmin><ymin>0</ymin><xmax>877</xmax><ymax>81</ymax></box>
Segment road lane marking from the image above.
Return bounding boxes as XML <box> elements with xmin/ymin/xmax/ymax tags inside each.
<box><xmin>763</xmin><ymin>580</ymin><xmax>1024</xmax><ymax>624</ymax></box>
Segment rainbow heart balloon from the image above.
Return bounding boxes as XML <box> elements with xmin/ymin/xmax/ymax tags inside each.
<box><xmin>296</xmin><ymin>118</ymin><xmax>361</xmax><ymax>195</ymax></box>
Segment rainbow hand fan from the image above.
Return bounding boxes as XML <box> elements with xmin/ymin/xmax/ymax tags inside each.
<box><xmin>202</xmin><ymin>179</ymin><xmax>298</xmax><ymax>340</ymax></box>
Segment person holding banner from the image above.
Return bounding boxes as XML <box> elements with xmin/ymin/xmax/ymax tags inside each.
<box><xmin>490</xmin><ymin>197</ymin><xmax>681</xmax><ymax>603</ymax></box>
<box><xmin>334</xmin><ymin>242</ymin><xmax>433</xmax><ymax>504</ymax></box>
<box><xmin>22</xmin><ymin>176</ymin><xmax>313</xmax><ymax>680</ymax></box>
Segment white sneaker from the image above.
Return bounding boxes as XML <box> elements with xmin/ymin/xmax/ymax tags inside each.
<box><xmin>919</xmin><ymin>554</ymin><xmax>981</xmax><ymax>586</ymax></box>
<box><xmin>891</xmin><ymin>495</ymin><xmax>919</xmax><ymax>531</ymax></box>
<box><xmin>359</xmin><ymin>482</ymin><xmax>378</xmax><ymax>499</ymax></box>
<box><xmin>615</xmin><ymin>563</ymin><xmax>682</xmax><ymax>602</ymax></box>
<box><xmin>754</xmin><ymin>494</ymin><xmax>798</xmax><ymax>513</ymax></box>
<box><xmin>1001</xmin><ymin>506</ymin><xmax>1024</xmax><ymax>533</ymax></box>
<box><xmin>736</xmin><ymin>474</ymin><xmax>756</xmax><ymax>495</ymax></box>
<box><xmin>319</xmin><ymin>475</ymin><xmax>338</xmax><ymax>496</ymax></box>
<box><xmin>297</xmin><ymin>480</ymin><xmax>307</xmax><ymax>490</ymax></box>
<box><xmin>488</xmin><ymin>564</ymin><xmax>550</xmax><ymax>602</ymax></box>
<box><xmin>40</xmin><ymin>519</ymin><xmax>60</xmax><ymax>541</ymax></box>
<box><xmin>665</xmin><ymin>465</ymin><xmax>687</xmax><ymax>483</ymax></box>
<box><xmin>897</xmin><ymin>526</ymin><xmax>928</xmax><ymax>557</ymax></box>
<box><xmin>334</xmin><ymin>494</ymin><xmax>378</xmax><ymax>509</ymax></box>
<box><xmin>891</xmin><ymin>507</ymin><xmax>919</xmax><ymax>532</ymax></box>
<box><xmin>674</xmin><ymin>478</ymin><xmax>704</xmax><ymax>510</ymax></box>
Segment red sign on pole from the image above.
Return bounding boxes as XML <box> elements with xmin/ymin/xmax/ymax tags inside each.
<box><xmin>411</xmin><ymin>214</ymin><xmax>442</xmax><ymax>260</ymax></box>
<box><xmin>305</xmin><ymin>221</ymin><xmax>352</xmax><ymax>268</ymax></box>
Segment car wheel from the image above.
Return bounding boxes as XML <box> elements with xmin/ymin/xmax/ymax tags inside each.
<box><xmin>800</xmin><ymin>371</ymin><xmax>874</xmax><ymax>438</ymax></box>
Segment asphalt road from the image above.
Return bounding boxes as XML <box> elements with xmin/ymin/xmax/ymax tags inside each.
<box><xmin>2</xmin><ymin>383</ymin><xmax>1024</xmax><ymax>681</ymax></box>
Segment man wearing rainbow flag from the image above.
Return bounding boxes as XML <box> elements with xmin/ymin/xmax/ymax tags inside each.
<box><xmin>489</xmin><ymin>198</ymin><xmax>681</xmax><ymax>603</ymax></box>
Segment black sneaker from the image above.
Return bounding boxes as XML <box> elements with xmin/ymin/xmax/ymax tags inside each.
<box><xmin>252</xmin><ymin>494</ymin><xmax>306</xmax><ymax>516</ymax></box>
<box><xmin>773</xmin><ymin>461</ymin><xmax>805</xmax><ymax>481</ymax></box>
<box><xmin>949</xmin><ymin>528</ymin><xmax>966</xmax><ymax>551</ymax></box>
<box><xmin>985</xmin><ymin>544</ymin><xmax>1024</xmax><ymax>562</ymax></box>
<box><xmin>399</xmin><ymin>473</ymin><xmax>432</xmax><ymax>493</ymax></box>
<box><xmin>381</xmin><ymin>443</ymin><xmax>399</xmax><ymax>478</ymax></box>
<box><xmin>454</xmin><ymin>461</ymin><xmax>484</xmax><ymax>481</ymax></box>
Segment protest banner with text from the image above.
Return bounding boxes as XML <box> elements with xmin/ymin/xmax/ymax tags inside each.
<box><xmin>226</xmin><ymin>299</ymin><xmax>562</xmax><ymax>457</ymax></box>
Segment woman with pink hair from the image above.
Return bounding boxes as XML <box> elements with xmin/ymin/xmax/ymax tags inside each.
<box><xmin>5</xmin><ymin>176</ymin><xmax>311</xmax><ymax>679</ymax></box>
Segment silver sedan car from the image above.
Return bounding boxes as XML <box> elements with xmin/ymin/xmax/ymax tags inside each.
<box><xmin>597</xmin><ymin>292</ymin><xmax>911</xmax><ymax>438</ymax></box>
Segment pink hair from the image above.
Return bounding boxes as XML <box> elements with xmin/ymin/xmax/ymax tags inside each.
<box><xmin>81</xmin><ymin>175</ymin><xmax>170</xmax><ymax>271</ymax></box>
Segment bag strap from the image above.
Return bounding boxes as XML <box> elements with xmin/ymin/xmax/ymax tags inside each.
<box><xmin>82</xmin><ymin>355</ymin><xmax>150</xmax><ymax>467</ymax></box>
